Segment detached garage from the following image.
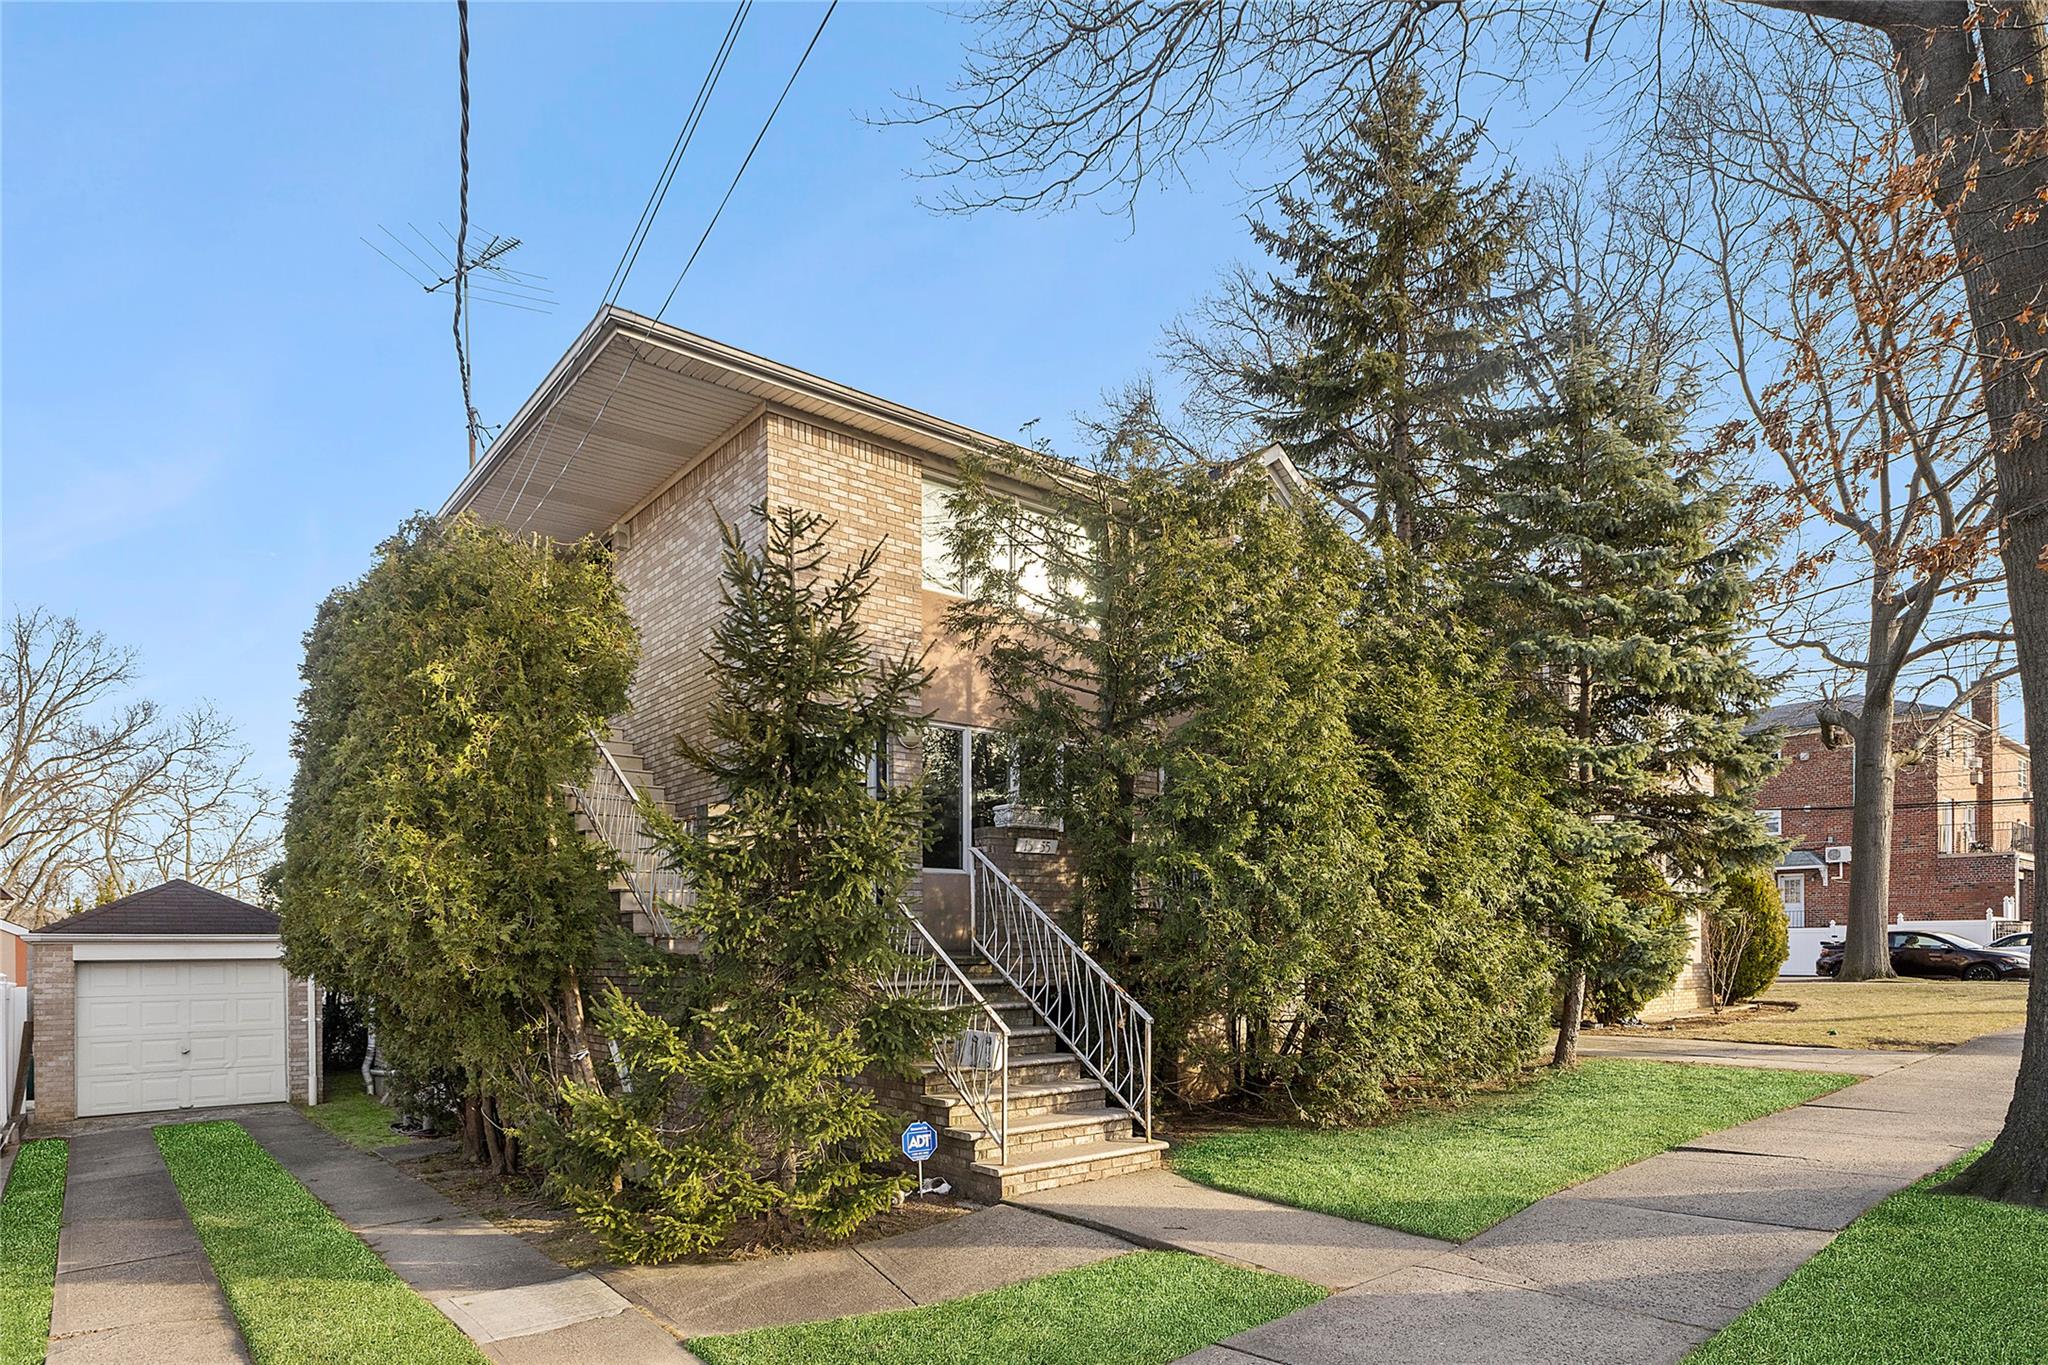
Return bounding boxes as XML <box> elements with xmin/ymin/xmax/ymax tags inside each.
<box><xmin>29</xmin><ymin>881</ymin><xmax>319</xmax><ymax>1125</ymax></box>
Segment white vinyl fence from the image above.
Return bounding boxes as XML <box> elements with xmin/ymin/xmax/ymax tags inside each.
<box><xmin>1783</xmin><ymin>912</ymin><xmax>2013</xmax><ymax>977</ymax></box>
<box><xmin>1</xmin><ymin>982</ymin><xmax>27</xmax><ymax>1136</ymax></box>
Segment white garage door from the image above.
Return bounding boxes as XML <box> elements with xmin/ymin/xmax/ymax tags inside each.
<box><xmin>75</xmin><ymin>959</ymin><xmax>288</xmax><ymax>1117</ymax></box>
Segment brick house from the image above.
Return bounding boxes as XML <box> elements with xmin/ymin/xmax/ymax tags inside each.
<box><xmin>1751</xmin><ymin>696</ymin><xmax>2032</xmax><ymax>934</ymax></box>
<box><xmin>442</xmin><ymin>309</ymin><xmax>1722</xmax><ymax>1186</ymax></box>
<box><xmin>441</xmin><ymin>308</ymin><xmax>1189</xmax><ymax>1197</ymax></box>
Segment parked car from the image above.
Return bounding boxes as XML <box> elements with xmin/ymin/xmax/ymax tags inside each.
<box><xmin>1816</xmin><ymin>930</ymin><xmax>2031</xmax><ymax>981</ymax></box>
<box><xmin>1991</xmin><ymin>931</ymin><xmax>2032</xmax><ymax>954</ymax></box>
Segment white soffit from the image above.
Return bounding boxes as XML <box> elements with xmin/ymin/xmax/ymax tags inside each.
<box><xmin>442</xmin><ymin>308</ymin><xmax>1009</xmax><ymax>544</ymax></box>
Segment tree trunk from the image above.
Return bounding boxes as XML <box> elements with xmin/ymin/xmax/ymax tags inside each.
<box><xmin>1553</xmin><ymin>964</ymin><xmax>1587</xmax><ymax>1067</ymax></box>
<box><xmin>560</xmin><ymin>968</ymin><xmax>600</xmax><ymax>1090</ymax></box>
<box><xmin>1867</xmin><ymin>0</ymin><xmax>2048</xmax><ymax>1206</ymax></box>
<box><xmin>460</xmin><ymin>1095</ymin><xmax>483</xmax><ymax>1165</ymax></box>
<box><xmin>1840</xmin><ymin>700</ymin><xmax>1900</xmax><ymax>981</ymax></box>
<box><xmin>481</xmin><ymin>1096</ymin><xmax>506</xmax><ymax>1175</ymax></box>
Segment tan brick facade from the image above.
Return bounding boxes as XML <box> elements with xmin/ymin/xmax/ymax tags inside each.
<box><xmin>612</xmin><ymin>416</ymin><xmax>772</xmax><ymax>816</ymax></box>
<box><xmin>608</xmin><ymin>407</ymin><xmax>1000</xmax><ymax>941</ymax></box>
<box><xmin>28</xmin><ymin>942</ymin><xmax>74</xmax><ymax>1127</ymax></box>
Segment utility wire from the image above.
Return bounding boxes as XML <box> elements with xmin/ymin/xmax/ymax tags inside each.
<box><xmin>602</xmin><ymin>2</ymin><xmax>751</xmax><ymax>307</ymax></box>
<box><xmin>498</xmin><ymin>1</ymin><xmax>759</xmax><ymax>523</ymax></box>
<box><xmin>513</xmin><ymin>1</ymin><xmax>837</xmax><ymax>533</ymax></box>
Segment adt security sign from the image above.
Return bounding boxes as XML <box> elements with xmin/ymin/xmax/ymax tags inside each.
<box><xmin>902</xmin><ymin>1121</ymin><xmax>943</xmax><ymax>1197</ymax></box>
<box><xmin>901</xmin><ymin>1121</ymin><xmax>938</xmax><ymax>1163</ymax></box>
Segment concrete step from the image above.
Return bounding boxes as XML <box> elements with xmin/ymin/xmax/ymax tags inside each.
<box><xmin>917</xmin><ymin>1077</ymin><xmax>1107</xmax><ymax>1127</ymax></box>
<box><xmin>920</xmin><ymin>1051</ymin><xmax>1084</xmax><ymax>1087</ymax></box>
<box><xmin>973</xmin><ymin>1137</ymin><xmax>1168</xmax><ymax>1200</ymax></box>
<box><xmin>944</xmin><ymin>1105</ymin><xmax>1138</xmax><ymax>1163</ymax></box>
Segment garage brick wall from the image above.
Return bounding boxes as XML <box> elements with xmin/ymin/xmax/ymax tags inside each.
<box><xmin>29</xmin><ymin>945</ymin><xmax>318</xmax><ymax>1130</ymax></box>
<box><xmin>28</xmin><ymin>943</ymin><xmax>76</xmax><ymax>1128</ymax></box>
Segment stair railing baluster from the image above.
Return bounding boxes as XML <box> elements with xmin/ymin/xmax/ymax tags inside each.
<box><xmin>968</xmin><ymin>848</ymin><xmax>1153</xmax><ymax>1141</ymax></box>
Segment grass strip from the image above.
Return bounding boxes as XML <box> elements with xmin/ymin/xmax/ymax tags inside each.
<box><xmin>688</xmin><ymin>1249</ymin><xmax>1324</xmax><ymax>1365</ymax></box>
<box><xmin>1689</xmin><ymin>1148</ymin><xmax>2048</xmax><ymax>1365</ymax></box>
<box><xmin>298</xmin><ymin>1071</ymin><xmax>407</xmax><ymax>1151</ymax></box>
<box><xmin>1173</xmin><ymin>1058</ymin><xmax>1855</xmax><ymax>1241</ymax></box>
<box><xmin>155</xmin><ymin>1121</ymin><xmax>486</xmax><ymax>1365</ymax></box>
<box><xmin>0</xmin><ymin>1140</ymin><xmax>67</xmax><ymax>1365</ymax></box>
<box><xmin>1660</xmin><ymin>979</ymin><xmax>2028</xmax><ymax>1050</ymax></box>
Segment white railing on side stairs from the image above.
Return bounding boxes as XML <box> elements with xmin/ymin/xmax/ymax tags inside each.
<box><xmin>569</xmin><ymin>730</ymin><xmax>691</xmax><ymax>941</ymax></box>
<box><xmin>882</xmin><ymin>906</ymin><xmax>1011</xmax><ymax>1164</ymax></box>
<box><xmin>969</xmin><ymin>848</ymin><xmax>1153</xmax><ymax>1141</ymax></box>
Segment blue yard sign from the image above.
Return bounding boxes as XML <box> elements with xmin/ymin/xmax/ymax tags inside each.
<box><xmin>901</xmin><ymin>1121</ymin><xmax>938</xmax><ymax>1163</ymax></box>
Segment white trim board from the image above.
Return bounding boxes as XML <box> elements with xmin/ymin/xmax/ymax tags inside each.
<box><xmin>60</xmin><ymin>939</ymin><xmax>284</xmax><ymax>962</ymax></box>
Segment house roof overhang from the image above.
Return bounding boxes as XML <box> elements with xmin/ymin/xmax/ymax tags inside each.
<box><xmin>439</xmin><ymin>307</ymin><xmax>1018</xmax><ymax>543</ymax></box>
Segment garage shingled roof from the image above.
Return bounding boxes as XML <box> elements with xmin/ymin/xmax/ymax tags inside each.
<box><xmin>35</xmin><ymin>879</ymin><xmax>278</xmax><ymax>936</ymax></box>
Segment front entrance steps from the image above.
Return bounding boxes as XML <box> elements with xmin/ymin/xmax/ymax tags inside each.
<box><xmin>873</xmin><ymin>955</ymin><xmax>1165</xmax><ymax>1203</ymax></box>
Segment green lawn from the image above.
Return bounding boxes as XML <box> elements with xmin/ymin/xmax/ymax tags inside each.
<box><xmin>0</xmin><ymin>1141</ymin><xmax>67</xmax><ymax>1365</ymax></box>
<box><xmin>1172</xmin><ymin>1059</ymin><xmax>1855</xmax><ymax>1241</ymax></box>
<box><xmin>155</xmin><ymin>1121</ymin><xmax>485</xmax><ymax>1365</ymax></box>
<box><xmin>298</xmin><ymin>1071</ymin><xmax>406</xmax><ymax>1150</ymax></box>
<box><xmin>687</xmin><ymin>1251</ymin><xmax>1324</xmax><ymax>1365</ymax></box>
<box><xmin>1690</xmin><ymin>1150</ymin><xmax>2048</xmax><ymax>1364</ymax></box>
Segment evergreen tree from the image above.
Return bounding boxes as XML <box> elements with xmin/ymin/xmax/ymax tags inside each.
<box><xmin>946</xmin><ymin>408</ymin><xmax>1552</xmax><ymax>1120</ymax></box>
<box><xmin>277</xmin><ymin>515</ymin><xmax>637</xmax><ymax>1170</ymax></box>
<box><xmin>656</xmin><ymin>505</ymin><xmax>942</xmax><ymax>1235</ymax></box>
<box><xmin>1241</xmin><ymin>67</ymin><xmax>1525</xmax><ymax>545</ymax></box>
<box><xmin>1482</xmin><ymin>347</ymin><xmax>1779</xmax><ymax>1063</ymax></box>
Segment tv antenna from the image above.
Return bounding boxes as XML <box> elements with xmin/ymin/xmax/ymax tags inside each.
<box><xmin>363</xmin><ymin>223</ymin><xmax>557</xmax><ymax>314</ymax></box>
<box><xmin>361</xmin><ymin>223</ymin><xmax>556</xmax><ymax>463</ymax></box>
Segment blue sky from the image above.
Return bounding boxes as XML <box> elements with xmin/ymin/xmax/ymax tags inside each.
<box><xmin>0</xmin><ymin>3</ymin><xmax>1856</xmax><ymax>793</ymax></box>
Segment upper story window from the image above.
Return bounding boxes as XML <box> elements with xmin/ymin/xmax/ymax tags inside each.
<box><xmin>921</xmin><ymin>474</ymin><xmax>1091</xmax><ymax>607</ymax></box>
<box><xmin>922</xmin><ymin>477</ymin><xmax>965</xmax><ymax>593</ymax></box>
<box><xmin>1759</xmin><ymin>808</ymin><xmax>1784</xmax><ymax>837</ymax></box>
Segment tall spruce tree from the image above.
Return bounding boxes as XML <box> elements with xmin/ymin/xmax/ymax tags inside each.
<box><xmin>1483</xmin><ymin>346</ymin><xmax>1778</xmax><ymax>1065</ymax></box>
<box><xmin>1240</xmin><ymin>67</ymin><xmax>1525</xmax><ymax>545</ymax></box>
<box><xmin>657</xmin><ymin>504</ymin><xmax>942</xmax><ymax>1234</ymax></box>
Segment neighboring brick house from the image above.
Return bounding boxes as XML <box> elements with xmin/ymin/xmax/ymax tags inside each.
<box><xmin>1751</xmin><ymin>696</ymin><xmax>2032</xmax><ymax>933</ymax></box>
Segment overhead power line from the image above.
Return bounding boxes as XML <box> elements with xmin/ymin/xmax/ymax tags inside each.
<box><xmin>511</xmin><ymin>1</ymin><xmax>838</xmax><ymax>533</ymax></box>
<box><xmin>603</xmin><ymin>2</ymin><xmax>752</xmax><ymax>308</ymax></box>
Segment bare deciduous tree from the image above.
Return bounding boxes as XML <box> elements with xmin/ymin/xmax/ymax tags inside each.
<box><xmin>1662</xmin><ymin>34</ymin><xmax>2014</xmax><ymax>980</ymax></box>
<box><xmin>0</xmin><ymin>609</ymin><xmax>279</xmax><ymax>922</ymax></box>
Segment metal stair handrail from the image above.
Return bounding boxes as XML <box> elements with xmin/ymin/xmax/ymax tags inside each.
<box><xmin>882</xmin><ymin>905</ymin><xmax>1011</xmax><ymax>1164</ymax></box>
<box><xmin>970</xmin><ymin>848</ymin><xmax>1152</xmax><ymax>1140</ymax></box>
<box><xmin>569</xmin><ymin>730</ymin><xmax>691</xmax><ymax>940</ymax></box>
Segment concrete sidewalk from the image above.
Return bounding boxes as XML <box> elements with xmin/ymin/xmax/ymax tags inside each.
<box><xmin>47</xmin><ymin>1128</ymin><xmax>248</xmax><ymax>1364</ymax></box>
<box><xmin>1575</xmin><ymin>1031</ymin><xmax>1932</xmax><ymax>1076</ymax></box>
<box><xmin>1174</xmin><ymin>1030</ymin><xmax>2021</xmax><ymax>1364</ymax></box>
<box><xmin>604</xmin><ymin>1201</ymin><xmax>1136</xmax><ymax>1339</ymax></box>
<box><xmin>1015</xmin><ymin>1168</ymin><xmax>1450</xmax><ymax>1290</ymax></box>
<box><xmin>240</xmin><ymin>1109</ymin><xmax>685</xmax><ymax>1364</ymax></box>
